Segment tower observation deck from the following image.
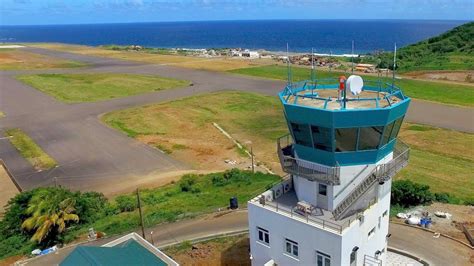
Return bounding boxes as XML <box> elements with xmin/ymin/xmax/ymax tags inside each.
<box><xmin>248</xmin><ymin>75</ymin><xmax>411</xmax><ymax>266</ymax></box>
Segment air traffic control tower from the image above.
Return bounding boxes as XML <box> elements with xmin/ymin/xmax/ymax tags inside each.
<box><xmin>248</xmin><ymin>75</ymin><xmax>410</xmax><ymax>265</ymax></box>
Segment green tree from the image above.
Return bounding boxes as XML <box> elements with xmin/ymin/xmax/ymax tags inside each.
<box><xmin>21</xmin><ymin>189</ymin><xmax>79</xmax><ymax>243</ymax></box>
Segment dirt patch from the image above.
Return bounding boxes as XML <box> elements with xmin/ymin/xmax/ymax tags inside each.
<box><xmin>0</xmin><ymin>48</ymin><xmax>84</xmax><ymax>70</ymax></box>
<box><xmin>0</xmin><ymin>162</ymin><xmax>19</xmax><ymax>215</ymax></box>
<box><xmin>404</xmin><ymin>70</ymin><xmax>474</xmax><ymax>85</ymax></box>
<box><xmin>401</xmin><ymin>203</ymin><xmax>474</xmax><ymax>243</ymax></box>
<box><xmin>165</xmin><ymin>235</ymin><xmax>250</xmax><ymax>266</ymax></box>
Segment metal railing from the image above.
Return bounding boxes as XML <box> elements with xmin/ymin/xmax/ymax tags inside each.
<box><xmin>252</xmin><ymin>196</ymin><xmax>352</xmax><ymax>234</ymax></box>
<box><xmin>332</xmin><ymin>140</ymin><xmax>410</xmax><ymax>220</ymax></box>
<box><xmin>277</xmin><ymin>135</ymin><xmax>341</xmax><ymax>185</ymax></box>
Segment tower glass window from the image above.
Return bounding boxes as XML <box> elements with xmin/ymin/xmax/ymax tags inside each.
<box><xmin>311</xmin><ymin>125</ymin><xmax>333</xmax><ymax>151</ymax></box>
<box><xmin>290</xmin><ymin>122</ymin><xmax>312</xmax><ymax>148</ymax></box>
<box><xmin>381</xmin><ymin>121</ymin><xmax>395</xmax><ymax>146</ymax></box>
<box><xmin>389</xmin><ymin>116</ymin><xmax>404</xmax><ymax>141</ymax></box>
<box><xmin>335</xmin><ymin>128</ymin><xmax>358</xmax><ymax>152</ymax></box>
<box><xmin>358</xmin><ymin>126</ymin><xmax>383</xmax><ymax>150</ymax></box>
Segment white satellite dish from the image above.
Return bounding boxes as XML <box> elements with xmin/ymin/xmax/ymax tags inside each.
<box><xmin>346</xmin><ymin>75</ymin><xmax>364</xmax><ymax>95</ymax></box>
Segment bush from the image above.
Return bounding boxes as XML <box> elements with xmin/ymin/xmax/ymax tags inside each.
<box><xmin>391</xmin><ymin>180</ymin><xmax>433</xmax><ymax>207</ymax></box>
<box><xmin>434</xmin><ymin>192</ymin><xmax>451</xmax><ymax>203</ymax></box>
<box><xmin>115</xmin><ymin>195</ymin><xmax>137</xmax><ymax>212</ymax></box>
<box><xmin>211</xmin><ymin>174</ymin><xmax>229</xmax><ymax>187</ymax></box>
<box><xmin>179</xmin><ymin>174</ymin><xmax>197</xmax><ymax>192</ymax></box>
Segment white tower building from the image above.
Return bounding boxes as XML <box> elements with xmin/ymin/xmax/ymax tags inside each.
<box><xmin>248</xmin><ymin>76</ymin><xmax>410</xmax><ymax>265</ymax></box>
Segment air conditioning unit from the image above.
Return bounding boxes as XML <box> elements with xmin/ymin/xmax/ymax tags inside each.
<box><xmin>273</xmin><ymin>185</ymin><xmax>283</xmax><ymax>199</ymax></box>
<box><xmin>261</xmin><ymin>190</ymin><xmax>273</xmax><ymax>202</ymax></box>
<box><xmin>283</xmin><ymin>179</ymin><xmax>293</xmax><ymax>193</ymax></box>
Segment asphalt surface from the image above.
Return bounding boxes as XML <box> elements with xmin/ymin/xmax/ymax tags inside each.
<box><xmin>20</xmin><ymin>211</ymin><xmax>473</xmax><ymax>266</ymax></box>
<box><xmin>0</xmin><ymin>47</ymin><xmax>473</xmax><ymax>192</ymax></box>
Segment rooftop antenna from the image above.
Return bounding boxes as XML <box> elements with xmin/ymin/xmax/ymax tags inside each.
<box><xmin>311</xmin><ymin>47</ymin><xmax>316</xmax><ymax>81</ymax></box>
<box><xmin>286</xmin><ymin>43</ymin><xmax>293</xmax><ymax>88</ymax></box>
<box><xmin>329</xmin><ymin>49</ymin><xmax>333</xmax><ymax>74</ymax></box>
<box><xmin>391</xmin><ymin>43</ymin><xmax>397</xmax><ymax>92</ymax></box>
<box><xmin>351</xmin><ymin>40</ymin><xmax>355</xmax><ymax>74</ymax></box>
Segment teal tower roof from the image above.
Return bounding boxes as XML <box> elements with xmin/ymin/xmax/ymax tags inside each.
<box><xmin>279</xmin><ymin>77</ymin><xmax>410</xmax><ymax>167</ymax></box>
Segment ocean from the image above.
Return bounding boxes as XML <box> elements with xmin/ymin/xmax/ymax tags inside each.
<box><xmin>0</xmin><ymin>20</ymin><xmax>466</xmax><ymax>54</ymax></box>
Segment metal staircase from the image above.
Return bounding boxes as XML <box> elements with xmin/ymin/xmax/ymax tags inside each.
<box><xmin>332</xmin><ymin>141</ymin><xmax>410</xmax><ymax>220</ymax></box>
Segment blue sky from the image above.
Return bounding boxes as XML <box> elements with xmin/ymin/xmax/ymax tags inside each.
<box><xmin>1</xmin><ymin>0</ymin><xmax>473</xmax><ymax>25</ymax></box>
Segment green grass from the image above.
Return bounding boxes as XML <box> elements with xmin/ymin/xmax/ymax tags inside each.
<box><xmin>4</xmin><ymin>129</ymin><xmax>57</xmax><ymax>171</ymax></box>
<box><xmin>104</xmin><ymin>91</ymin><xmax>473</xmax><ymax>202</ymax></box>
<box><xmin>16</xmin><ymin>73</ymin><xmax>190</xmax><ymax>103</ymax></box>
<box><xmin>102</xmin><ymin>91</ymin><xmax>287</xmax><ymax>170</ymax></box>
<box><xmin>90</xmin><ymin>170</ymin><xmax>280</xmax><ymax>235</ymax></box>
<box><xmin>0</xmin><ymin>111</ymin><xmax>5</xmax><ymax>118</ymax></box>
<box><xmin>397</xmin><ymin>124</ymin><xmax>474</xmax><ymax>203</ymax></box>
<box><xmin>229</xmin><ymin>65</ymin><xmax>474</xmax><ymax>107</ymax></box>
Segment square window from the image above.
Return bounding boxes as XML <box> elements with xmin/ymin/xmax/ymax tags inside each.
<box><xmin>383</xmin><ymin>210</ymin><xmax>388</xmax><ymax>217</ymax></box>
<box><xmin>319</xmin><ymin>184</ymin><xmax>327</xmax><ymax>196</ymax></box>
<box><xmin>285</xmin><ymin>239</ymin><xmax>298</xmax><ymax>258</ymax></box>
<box><xmin>317</xmin><ymin>251</ymin><xmax>331</xmax><ymax>266</ymax></box>
<box><xmin>257</xmin><ymin>227</ymin><xmax>269</xmax><ymax>245</ymax></box>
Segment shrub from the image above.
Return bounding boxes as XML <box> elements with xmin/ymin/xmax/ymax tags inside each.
<box><xmin>115</xmin><ymin>195</ymin><xmax>137</xmax><ymax>212</ymax></box>
<box><xmin>391</xmin><ymin>180</ymin><xmax>433</xmax><ymax>207</ymax></box>
<box><xmin>434</xmin><ymin>192</ymin><xmax>451</xmax><ymax>203</ymax></box>
<box><xmin>211</xmin><ymin>174</ymin><xmax>229</xmax><ymax>187</ymax></box>
<box><xmin>179</xmin><ymin>174</ymin><xmax>197</xmax><ymax>192</ymax></box>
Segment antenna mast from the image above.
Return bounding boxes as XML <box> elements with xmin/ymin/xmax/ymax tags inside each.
<box><xmin>392</xmin><ymin>43</ymin><xmax>397</xmax><ymax>91</ymax></box>
<box><xmin>351</xmin><ymin>40</ymin><xmax>355</xmax><ymax>74</ymax></box>
<box><xmin>311</xmin><ymin>47</ymin><xmax>315</xmax><ymax>81</ymax></box>
<box><xmin>286</xmin><ymin>43</ymin><xmax>292</xmax><ymax>88</ymax></box>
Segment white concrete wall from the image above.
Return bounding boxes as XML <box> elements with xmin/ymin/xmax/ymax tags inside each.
<box><xmin>293</xmin><ymin>175</ymin><xmax>318</xmax><ymax>206</ymax></box>
<box><xmin>340</xmin><ymin>182</ymin><xmax>391</xmax><ymax>265</ymax></box>
<box><xmin>248</xmin><ymin>202</ymin><xmax>343</xmax><ymax>266</ymax></box>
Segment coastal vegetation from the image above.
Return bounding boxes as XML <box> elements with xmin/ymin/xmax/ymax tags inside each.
<box><xmin>16</xmin><ymin>73</ymin><xmax>190</xmax><ymax>103</ymax></box>
<box><xmin>102</xmin><ymin>91</ymin><xmax>474</xmax><ymax>203</ymax></box>
<box><xmin>229</xmin><ymin>65</ymin><xmax>474</xmax><ymax>107</ymax></box>
<box><xmin>0</xmin><ymin>169</ymin><xmax>280</xmax><ymax>260</ymax></box>
<box><xmin>0</xmin><ymin>48</ymin><xmax>86</xmax><ymax>70</ymax></box>
<box><xmin>4</xmin><ymin>129</ymin><xmax>57</xmax><ymax>171</ymax></box>
<box><xmin>378</xmin><ymin>22</ymin><xmax>474</xmax><ymax>72</ymax></box>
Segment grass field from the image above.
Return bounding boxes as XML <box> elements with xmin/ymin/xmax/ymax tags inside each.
<box><xmin>0</xmin><ymin>48</ymin><xmax>86</xmax><ymax>70</ymax></box>
<box><xmin>27</xmin><ymin>43</ymin><xmax>273</xmax><ymax>71</ymax></box>
<box><xmin>4</xmin><ymin>129</ymin><xmax>57</xmax><ymax>171</ymax></box>
<box><xmin>103</xmin><ymin>91</ymin><xmax>474</xmax><ymax>202</ymax></box>
<box><xmin>229</xmin><ymin>65</ymin><xmax>474</xmax><ymax>107</ymax></box>
<box><xmin>16</xmin><ymin>73</ymin><xmax>190</xmax><ymax>103</ymax></box>
<box><xmin>103</xmin><ymin>91</ymin><xmax>287</xmax><ymax>172</ymax></box>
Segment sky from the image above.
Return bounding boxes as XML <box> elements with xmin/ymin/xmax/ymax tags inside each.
<box><xmin>1</xmin><ymin>0</ymin><xmax>473</xmax><ymax>25</ymax></box>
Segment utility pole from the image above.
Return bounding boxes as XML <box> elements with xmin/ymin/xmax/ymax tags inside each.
<box><xmin>136</xmin><ymin>188</ymin><xmax>145</xmax><ymax>238</ymax></box>
<box><xmin>251</xmin><ymin>145</ymin><xmax>255</xmax><ymax>173</ymax></box>
<box><xmin>53</xmin><ymin>177</ymin><xmax>57</xmax><ymax>188</ymax></box>
<box><xmin>150</xmin><ymin>231</ymin><xmax>155</xmax><ymax>246</ymax></box>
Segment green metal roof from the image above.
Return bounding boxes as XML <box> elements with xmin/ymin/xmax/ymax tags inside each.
<box><xmin>60</xmin><ymin>239</ymin><xmax>168</xmax><ymax>266</ymax></box>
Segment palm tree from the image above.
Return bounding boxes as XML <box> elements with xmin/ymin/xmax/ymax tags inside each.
<box><xmin>21</xmin><ymin>189</ymin><xmax>79</xmax><ymax>243</ymax></box>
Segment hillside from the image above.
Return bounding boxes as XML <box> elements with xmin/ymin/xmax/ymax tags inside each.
<box><xmin>378</xmin><ymin>22</ymin><xmax>474</xmax><ymax>72</ymax></box>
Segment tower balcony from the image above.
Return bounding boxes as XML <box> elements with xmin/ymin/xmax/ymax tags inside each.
<box><xmin>277</xmin><ymin>134</ymin><xmax>341</xmax><ymax>185</ymax></box>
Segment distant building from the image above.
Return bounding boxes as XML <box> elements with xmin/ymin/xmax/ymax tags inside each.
<box><xmin>356</xmin><ymin>63</ymin><xmax>376</xmax><ymax>73</ymax></box>
<box><xmin>241</xmin><ymin>50</ymin><xmax>260</xmax><ymax>59</ymax></box>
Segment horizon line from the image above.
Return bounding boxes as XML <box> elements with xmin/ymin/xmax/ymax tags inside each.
<box><xmin>2</xmin><ymin>18</ymin><xmax>471</xmax><ymax>27</ymax></box>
